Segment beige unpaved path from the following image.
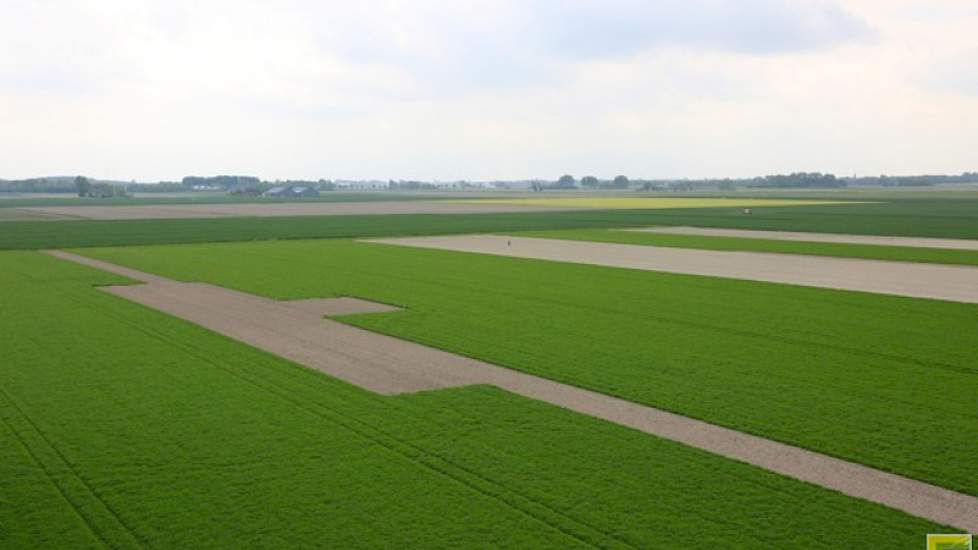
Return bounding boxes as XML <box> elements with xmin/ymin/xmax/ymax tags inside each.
<box><xmin>45</xmin><ymin>250</ymin><xmax>978</xmax><ymax>531</ymax></box>
<box><xmin>633</xmin><ymin>226</ymin><xmax>978</xmax><ymax>250</ymax></box>
<box><xmin>370</xmin><ymin>235</ymin><xmax>978</xmax><ymax>304</ymax></box>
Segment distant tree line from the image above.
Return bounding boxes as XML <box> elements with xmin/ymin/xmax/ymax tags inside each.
<box><xmin>746</xmin><ymin>172</ymin><xmax>844</xmax><ymax>188</ymax></box>
<box><xmin>0</xmin><ymin>176</ymin><xmax>80</xmax><ymax>193</ymax></box>
<box><xmin>127</xmin><ymin>181</ymin><xmax>185</xmax><ymax>193</ymax></box>
<box><xmin>846</xmin><ymin>173</ymin><xmax>978</xmax><ymax>187</ymax></box>
<box><xmin>639</xmin><ymin>171</ymin><xmax>978</xmax><ymax>191</ymax></box>
<box><xmin>0</xmin><ymin>175</ymin><xmax>132</xmax><ymax>196</ymax></box>
<box><xmin>278</xmin><ymin>179</ymin><xmax>335</xmax><ymax>191</ymax></box>
<box><xmin>4</xmin><ymin>171</ymin><xmax>978</xmax><ymax>194</ymax></box>
<box><xmin>536</xmin><ymin>172</ymin><xmax>843</xmax><ymax>191</ymax></box>
<box><xmin>582</xmin><ymin>175</ymin><xmax>631</xmax><ymax>189</ymax></box>
<box><xmin>529</xmin><ymin>174</ymin><xmax>632</xmax><ymax>191</ymax></box>
<box><xmin>387</xmin><ymin>180</ymin><xmax>439</xmax><ymax>190</ymax></box>
<box><xmin>228</xmin><ymin>179</ymin><xmax>337</xmax><ymax>195</ymax></box>
<box><xmin>181</xmin><ymin>175</ymin><xmax>261</xmax><ymax>189</ymax></box>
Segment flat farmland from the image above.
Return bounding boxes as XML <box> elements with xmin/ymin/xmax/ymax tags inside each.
<box><xmin>3</xmin><ymin>198</ymin><xmax>978</xmax><ymax>250</ymax></box>
<box><xmin>77</xmin><ymin>239</ymin><xmax>978</xmax><ymax>496</ymax></box>
<box><xmin>0</xmin><ymin>251</ymin><xmax>946</xmax><ymax>548</ymax></box>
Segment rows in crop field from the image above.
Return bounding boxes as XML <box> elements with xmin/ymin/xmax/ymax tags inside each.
<box><xmin>77</xmin><ymin>239</ymin><xmax>978</xmax><ymax>496</ymax></box>
<box><xmin>0</xmin><ymin>250</ymin><xmax>947</xmax><ymax>548</ymax></box>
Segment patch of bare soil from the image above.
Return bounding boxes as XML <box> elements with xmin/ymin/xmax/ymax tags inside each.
<box><xmin>370</xmin><ymin>235</ymin><xmax>978</xmax><ymax>304</ymax></box>
<box><xmin>633</xmin><ymin>226</ymin><xmax>978</xmax><ymax>250</ymax></box>
<box><xmin>43</xmin><ymin>250</ymin><xmax>978</xmax><ymax>532</ymax></box>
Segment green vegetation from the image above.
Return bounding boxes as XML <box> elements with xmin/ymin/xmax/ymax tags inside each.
<box><xmin>0</xmin><ymin>251</ymin><xmax>945</xmax><ymax>548</ymax></box>
<box><xmin>601</xmin><ymin>199</ymin><xmax>978</xmax><ymax>237</ymax></box>
<box><xmin>0</xmin><ymin>210</ymin><xmax>644</xmax><ymax>249</ymax></box>
<box><xmin>517</xmin><ymin>228</ymin><xmax>978</xmax><ymax>265</ymax></box>
<box><xmin>78</xmin><ymin>239</ymin><xmax>978</xmax><ymax>496</ymax></box>
<box><xmin>2</xmin><ymin>199</ymin><xmax>978</xmax><ymax>250</ymax></box>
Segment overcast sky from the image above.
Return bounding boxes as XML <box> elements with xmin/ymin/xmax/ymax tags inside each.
<box><xmin>1</xmin><ymin>0</ymin><xmax>976</xmax><ymax>181</ymax></box>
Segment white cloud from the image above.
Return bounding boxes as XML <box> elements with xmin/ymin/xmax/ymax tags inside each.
<box><xmin>0</xmin><ymin>1</ymin><xmax>974</xmax><ymax>181</ymax></box>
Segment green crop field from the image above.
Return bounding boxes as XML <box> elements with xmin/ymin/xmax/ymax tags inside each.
<box><xmin>0</xmin><ymin>251</ymin><xmax>945</xmax><ymax>548</ymax></box>
<box><xmin>516</xmin><ymin>228</ymin><xmax>978</xmax><ymax>265</ymax></box>
<box><xmin>77</xmin><ymin>239</ymin><xmax>978</xmax><ymax>497</ymax></box>
<box><xmin>1</xmin><ymin>198</ymin><xmax>977</xmax><ymax>250</ymax></box>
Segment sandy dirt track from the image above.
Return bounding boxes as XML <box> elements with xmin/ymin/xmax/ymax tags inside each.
<box><xmin>370</xmin><ymin>235</ymin><xmax>978</xmax><ymax>304</ymax></box>
<box><xmin>21</xmin><ymin>201</ymin><xmax>576</xmax><ymax>220</ymax></box>
<box><xmin>45</xmin><ymin>250</ymin><xmax>978</xmax><ymax>531</ymax></box>
<box><xmin>633</xmin><ymin>226</ymin><xmax>978</xmax><ymax>250</ymax></box>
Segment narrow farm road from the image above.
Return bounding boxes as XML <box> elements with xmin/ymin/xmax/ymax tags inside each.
<box><xmin>45</xmin><ymin>250</ymin><xmax>978</xmax><ymax>533</ymax></box>
<box><xmin>369</xmin><ymin>234</ymin><xmax>978</xmax><ymax>304</ymax></box>
<box><xmin>632</xmin><ymin>226</ymin><xmax>978</xmax><ymax>250</ymax></box>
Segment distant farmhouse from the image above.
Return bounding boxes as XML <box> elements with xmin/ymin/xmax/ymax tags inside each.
<box><xmin>262</xmin><ymin>185</ymin><xmax>320</xmax><ymax>198</ymax></box>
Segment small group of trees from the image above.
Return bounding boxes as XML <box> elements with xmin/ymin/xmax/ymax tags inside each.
<box><xmin>387</xmin><ymin>180</ymin><xmax>439</xmax><ymax>190</ymax></box>
<box><xmin>547</xmin><ymin>174</ymin><xmax>631</xmax><ymax>190</ymax></box>
<box><xmin>553</xmin><ymin>174</ymin><xmax>577</xmax><ymax>189</ymax></box>
<box><xmin>747</xmin><ymin>172</ymin><xmax>844</xmax><ymax>189</ymax></box>
<box><xmin>74</xmin><ymin>176</ymin><xmax>91</xmax><ymax>197</ymax></box>
<box><xmin>74</xmin><ymin>176</ymin><xmax>128</xmax><ymax>198</ymax></box>
<box><xmin>581</xmin><ymin>175</ymin><xmax>630</xmax><ymax>189</ymax></box>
